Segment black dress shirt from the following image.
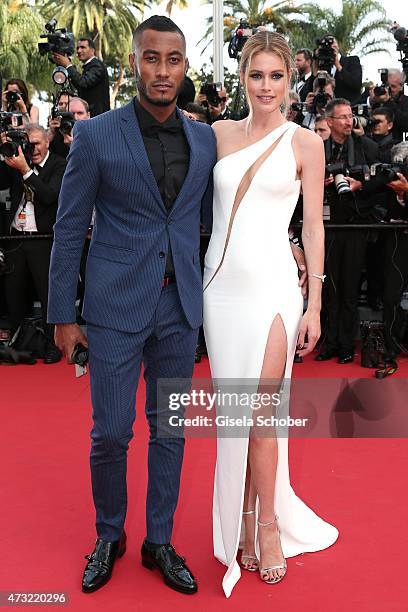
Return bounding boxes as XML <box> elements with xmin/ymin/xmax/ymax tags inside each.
<box><xmin>134</xmin><ymin>97</ymin><xmax>190</xmax><ymax>277</ymax></box>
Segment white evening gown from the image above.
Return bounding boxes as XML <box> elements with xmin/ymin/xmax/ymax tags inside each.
<box><xmin>203</xmin><ymin>122</ymin><xmax>338</xmax><ymax>598</ymax></box>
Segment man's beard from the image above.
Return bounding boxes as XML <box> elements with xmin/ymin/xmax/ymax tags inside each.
<box><xmin>136</xmin><ymin>73</ymin><xmax>183</xmax><ymax>107</ymax></box>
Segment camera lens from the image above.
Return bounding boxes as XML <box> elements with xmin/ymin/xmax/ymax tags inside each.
<box><xmin>334</xmin><ymin>174</ymin><xmax>351</xmax><ymax>195</ymax></box>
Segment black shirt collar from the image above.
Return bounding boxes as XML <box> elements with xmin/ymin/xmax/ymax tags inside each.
<box><xmin>133</xmin><ymin>97</ymin><xmax>181</xmax><ymax>133</ymax></box>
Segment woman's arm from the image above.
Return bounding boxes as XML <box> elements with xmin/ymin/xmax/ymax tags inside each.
<box><xmin>30</xmin><ymin>105</ymin><xmax>40</xmax><ymax>125</ymax></box>
<box><xmin>292</xmin><ymin>127</ymin><xmax>325</xmax><ymax>355</ymax></box>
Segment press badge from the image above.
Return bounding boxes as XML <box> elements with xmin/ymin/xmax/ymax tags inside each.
<box><xmin>17</xmin><ymin>208</ymin><xmax>27</xmax><ymax>228</ymax></box>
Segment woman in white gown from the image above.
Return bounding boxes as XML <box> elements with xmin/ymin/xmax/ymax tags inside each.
<box><xmin>203</xmin><ymin>31</ymin><xmax>338</xmax><ymax>598</ymax></box>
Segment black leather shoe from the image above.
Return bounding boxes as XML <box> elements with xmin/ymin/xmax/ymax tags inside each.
<box><xmin>141</xmin><ymin>541</ymin><xmax>197</xmax><ymax>594</ymax></box>
<box><xmin>43</xmin><ymin>344</ymin><xmax>62</xmax><ymax>364</ymax></box>
<box><xmin>338</xmin><ymin>351</ymin><xmax>354</xmax><ymax>364</ymax></box>
<box><xmin>315</xmin><ymin>348</ymin><xmax>338</xmax><ymax>361</ymax></box>
<box><xmin>82</xmin><ymin>531</ymin><xmax>126</xmax><ymax>593</ymax></box>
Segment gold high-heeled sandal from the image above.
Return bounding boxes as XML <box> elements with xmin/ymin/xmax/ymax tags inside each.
<box><xmin>240</xmin><ymin>510</ymin><xmax>259</xmax><ymax>572</ymax></box>
<box><xmin>257</xmin><ymin>516</ymin><xmax>287</xmax><ymax>584</ymax></box>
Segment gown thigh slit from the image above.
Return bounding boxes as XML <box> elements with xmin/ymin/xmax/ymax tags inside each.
<box><xmin>204</xmin><ymin>122</ymin><xmax>338</xmax><ymax>597</ymax></box>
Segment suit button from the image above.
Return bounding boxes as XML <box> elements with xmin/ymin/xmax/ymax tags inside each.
<box><xmin>159</xmin><ymin>251</ymin><xmax>165</xmax><ymax>258</ymax></box>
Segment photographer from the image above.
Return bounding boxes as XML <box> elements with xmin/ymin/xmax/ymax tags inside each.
<box><xmin>294</xmin><ymin>48</ymin><xmax>314</xmax><ymax>102</ymax></box>
<box><xmin>314</xmin><ymin>36</ymin><xmax>362</xmax><ymax>105</ymax></box>
<box><xmin>303</xmin><ymin>73</ymin><xmax>335</xmax><ymax>129</ymax></box>
<box><xmin>314</xmin><ymin>115</ymin><xmax>331</xmax><ymax>140</ymax></box>
<box><xmin>0</xmin><ymin>125</ymin><xmax>67</xmax><ymax>363</ymax></box>
<box><xmin>369</xmin><ymin>69</ymin><xmax>408</xmax><ymax>142</ymax></box>
<box><xmin>2</xmin><ymin>78</ymin><xmax>39</xmax><ymax>125</ymax></box>
<box><xmin>287</xmin><ymin>91</ymin><xmax>305</xmax><ymax>125</ymax></box>
<box><xmin>316</xmin><ymin>98</ymin><xmax>380</xmax><ymax>363</ymax></box>
<box><xmin>375</xmin><ymin>144</ymin><xmax>408</xmax><ymax>365</ymax></box>
<box><xmin>52</xmin><ymin>37</ymin><xmax>110</xmax><ymax>117</ymax></box>
<box><xmin>368</xmin><ymin>107</ymin><xmax>398</xmax><ymax>162</ymax></box>
<box><xmin>197</xmin><ymin>85</ymin><xmax>230</xmax><ymax>124</ymax></box>
<box><xmin>61</xmin><ymin>97</ymin><xmax>91</xmax><ymax>147</ymax></box>
<box><xmin>48</xmin><ymin>92</ymin><xmax>71</xmax><ymax>159</ymax></box>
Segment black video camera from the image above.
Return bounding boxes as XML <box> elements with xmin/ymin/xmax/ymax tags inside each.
<box><xmin>373</xmin><ymin>69</ymin><xmax>389</xmax><ymax>98</ymax></box>
<box><xmin>0</xmin><ymin>112</ymin><xmax>33</xmax><ymax>161</ymax></box>
<box><xmin>228</xmin><ymin>19</ymin><xmax>258</xmax><ymax>60</ymax></box>
<box><xmin>38</xmin><ymin>18</ymin><xmax>75</xmax><ymax>62</ymax></box>
<box><xmin>200</xmin><ymin>82</ymin><xmax>223</xmax><ymax>107</ymax></box>
<box><xmin>326</xmin><ymin>162</ymin><xmax>370</xmax><ymax>195</ymax></box>
<box><xmin>314</xmin><ymin>36</ymin><xmax>336</xmax><ymax>73</ymax></box>
<box><xmin>391</xmin><ymin>23</ymin><xmax>408</xmax><ymax>78</ymax></box>
<box><xmin>370</xmin><ymin>162</ymin><xmax>408</xmax><ymax>182</ymax></box>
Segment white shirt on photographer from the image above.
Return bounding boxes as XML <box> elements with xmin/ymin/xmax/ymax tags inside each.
<box><xmin>12</xmin><ymin>151</ymin><xmax>49</xmax><ymax>232</ymax></box>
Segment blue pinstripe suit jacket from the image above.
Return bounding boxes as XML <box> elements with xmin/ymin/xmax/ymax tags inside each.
<box><xmin>47</xmin><ymin>101</ymin><xmax>216</xmax><ymax>332</ymax></box>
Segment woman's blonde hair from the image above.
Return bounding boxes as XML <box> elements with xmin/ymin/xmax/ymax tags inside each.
<box><xmin>239</xmin><ymin>30</ymin><xmax>295</xmax><ymax>127</ymax></box>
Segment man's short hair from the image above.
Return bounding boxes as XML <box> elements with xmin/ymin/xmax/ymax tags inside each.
<box><xmin>68</xmin><ymin>96</ymin><xmax>90</xmax><ymax>113</ymax></box>
<box><xmin>27</xmin><ymin>124</ymin><xmax>49</xmax><ymax>139</ymax></box>
<box><xmin>325</xmin><ymin>98</ymin><xmax>351</xmax><ymax>117</ymax></box>
<box><xmin>387</xmin><ymin>68</ymin><xmax>406</xmax><ymax>85</ymax></box>
<box><xmin>185</xmin><ymin>102</ymin><xmax>207</xmax><ymax>122</ymax></box>
<box><xmin>78</xmin><ymin>37</ymin><xmax>96</xmax><ymax>50</ymax></box>
<box><xmin>295</xmin><ymin>48</ymin><xmax>312</xmax><ymax>62</ymax></box>
<box><xmin>132</xmin><ymin>15</ymin><xmax>186</xmax><ymax>52</ymax></box>
<box><xmin>315</xmin><ymin>114</ymin><xmax>328</xmax><ymax>124</ymax></box>
<box><xmin>371</xmin><ymin>106</ymin><xmax>394</xmax><ymax>124</ymax></box>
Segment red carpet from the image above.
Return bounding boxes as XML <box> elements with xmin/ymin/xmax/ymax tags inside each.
<box><xmin>1</xmin><ymin>353</ymin><xmax>408</xmax><ymax>611</ymax></box>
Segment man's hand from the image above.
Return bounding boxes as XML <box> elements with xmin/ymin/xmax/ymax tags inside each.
<box><xmin>387</xmin><ymin>172</ymin><xmax>408</xmax><ymax>195</ymax></box>
<box><xmin>352</xmin><ymin>120</ymin><xmax>365</xmax><ymax>137</ymax></box>
<box><xmin>324</xmin><ymin>175</ymin><xmax>334</xmax><ymax>187</ymax></box>
<box><xmin>52</xmin><ymin>52</ymin><xmax>71</xmax><ymax>68</ymax></box>
<box><xmin>290</xmin><ymin>242</ymin><xmax>308</xmax><ymax>297</ymax></box>
<box><xmin>305</xmin><ymin>92</ymin><xmax>315</xmax><ymax>111</ymax></box>
<box><xmin>4</xmin><ymin>146</ymin><xmax>30</xmax><ymax>175</ymax></box>
<box><xmin>345</xmin><ymin>176</ymin><xmax>362</xmax><ymax>192</ymax></box>
<box><xmin>63</xmin><ymin>132</ymin><xmax>73</xmax><ymax>146</ymax></box>
<box><xmin>54</xmin><ymin>323</ymin><xmax>88</xmax><ymax>364</ymax></box>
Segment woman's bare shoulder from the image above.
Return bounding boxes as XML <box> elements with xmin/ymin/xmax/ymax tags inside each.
<box><xmin>292</xmin><ymin>124</ymin><xmax>323</xmax><ymax>148</ymax></box>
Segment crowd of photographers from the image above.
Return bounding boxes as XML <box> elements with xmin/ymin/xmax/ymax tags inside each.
<box><xmin>0</xmin><ymin>26</ymin><xmax>408</xmax><ymax>370</ymax></box>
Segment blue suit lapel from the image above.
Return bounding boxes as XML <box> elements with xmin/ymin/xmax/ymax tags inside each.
<box><xmin>168</xmin><ymin>109</ymin><xmax>199</xmax><ymax>219</ymax></box>
<box><xmin>119</xmin><ymin>102</ymin><xmax>166</xmax><ymax>213</ymax></box>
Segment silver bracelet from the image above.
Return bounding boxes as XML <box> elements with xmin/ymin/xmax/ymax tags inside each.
<box><xmin>311</xmin><ymin>273</ymin><xmax>326</xmax><ymax>283</ymax></box>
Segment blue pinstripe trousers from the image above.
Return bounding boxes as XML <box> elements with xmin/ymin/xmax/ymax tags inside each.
<box><xmin>87</xmin><ymin>284</ymin><xmax>198</xmax><ymax>543</ymax></box>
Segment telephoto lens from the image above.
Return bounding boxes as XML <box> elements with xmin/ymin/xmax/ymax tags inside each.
<box><xmin>334</xmin><ymin>173</ymin><xmax>351</xmax><ymax>195</ymax></box>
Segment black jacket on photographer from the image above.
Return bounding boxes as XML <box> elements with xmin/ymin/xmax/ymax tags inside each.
<box><xmin>0</xmin><ymin>152</ymin><xmax>67</xmax><ymax>233</ymax></box>
<box><xmin>368</xmin><ymin>132</ymin><xmax>398</xmax><ymax>163</ymax></box>
<box><xmin>324</xmin><ymin>133</ymin><xmax>382</xmax><ymax>223</ymax></box>
<box><xmin>371</xmin><ymin>93</ymin><xmax>408</xmax><ymax>143</ymax></box>
<box><xmin>334</xmin><ymin>56</ymin><xmax>362</xmax><ymax>105</ymax></box>
<box><xmin>67</xmin><ymin>58</ymin><xmax>110</xmax><ymax>117</ymax></box>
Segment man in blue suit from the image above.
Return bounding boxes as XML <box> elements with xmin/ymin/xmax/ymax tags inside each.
<box><xmin>48</xmin><ymin>16</ymin><xmax>216</xmax><ymax>595</ymax></box>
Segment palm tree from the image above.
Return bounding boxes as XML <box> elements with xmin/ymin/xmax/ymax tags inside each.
<box><xmin>0</xmin><ymin>0</ymin><xmax>49</xmax><ymax>89</ymax></box>
<box><xmin>290</xmin><ymin>0</ymin><xmax>391</xmax><ymax>57</ymax></box>
<box><xmin>199</xmin><ymin>0</ymin><xmax>305</xmax><ymax>54</ymax></box>
<box><xmin>165</xmin><ymin>0</ymin><xmax>188</xmax><ymax>18</ymax></box>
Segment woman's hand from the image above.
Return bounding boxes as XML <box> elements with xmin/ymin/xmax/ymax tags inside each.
<box><xmin>296</xmin><ymin>308</ymin><xmax>321</xmax><ymax>357</ymax></box>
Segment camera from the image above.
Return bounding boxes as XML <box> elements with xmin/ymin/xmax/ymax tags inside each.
<box><xmin>58</xmin><ymin>112</ymin><xmax>76</xmax><ymax>136</ymax></box>
<box><xmin>0</xmin><ymin>112</ymin><xmax>33</xmax><ymax>160</ymax></box>
<box><xmin>390</xmin><ymin>23</ymin><xmax>408</xmax><ymax>77</ymax></box>
<box><xmin>38</xmin><ymin>19</ymin><xmax>75</xmax><ymax>62</ymax></box>
<box><xmin>228</xmin><ymin>19</ymin><xmax>258</xmax><ymax>60</ymax></box>
<box><xmin>291</xmin><ymin>102</ymin><xmax>309</xmax><ymax>113</ymax></box>
<box><xmin>311</xmin><ymin>71</ymin><xmax>331</xmax><ymax>113</ymax></box>
<box><xmin>314</xmin><ymin>36</ymin><xmax>336</xmax><ymax>73</ymax></box>
<box><xmin>200</xmin><ymin>82</ymin><xmax>223</xmax><ymax>107</ymax></box>
<box><xmin>370</xmin><ymin>162</ymin><xmax>408</xmax><ymax>182</ymax></box>
<box><xmin>326</xmin><ymin>162</ymin><xmax>370</xmax><ymax>195</ymax></box>
<box><xmin>5</xmin><ymin>91</ymin><xmax>20</xmax><ymax>112</ymax></box>
<box><xmin>351</xmin><ymin>104</ymin><xmax>380</xmax><ymax>130</ymax></box>
<box><xmin>373</xmin><ymin>69</ymin><xmax>389</xmax><ymax>98</ymax></box>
